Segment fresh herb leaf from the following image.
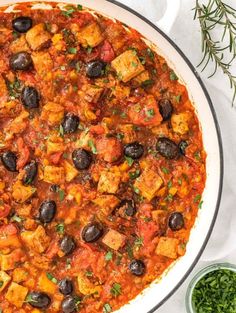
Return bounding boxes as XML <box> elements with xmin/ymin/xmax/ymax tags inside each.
<box><xmin>87</xmin><ymin>46</ymin><xmax>93</xmax><ymax>54</ymax></box>
<box><xmin>145</xmin><ymin>108</ymin><xmax>155</xmax><ymax>118</ymax></box>
<box><xmin>68</xmin><ymin>47</ymin><xmax>77</xmax><ymax>54</ymax></box>
<box><xmin>133</xmin><ymin>186</ymin><xmax>140</xmax><ymax>194</ymax></box>
<box><xmin>105</xmin><ymin>251</ymin><xmax>113</xmax><ymax>261</ymax></box>
<box><xmin>56</xmin><ymin>223</ymin><xmax>65</xmax><ymax>235</ymax></box>
<box><xmin>194</xmin><ymin>194</ymin><xmax>201</xmax><ymax>203</ymax></box>
<box><xmin>129</xmin><ymin>169</ymin><xmax>140</xmax><ymax>180</ymax></box>
<box><xmin>142</xmin><ymin>79</ymin><xmax>154</xmax><ymax>88</ymax></box>
<box><xmin>134</xmin><ymin>237</ymin><xmax>143</xmax><ymax>249</ymax></box>
<box><xmin>146</xmin><ymin>48</ymin><xmax>155</xmax><ymax>61</ymax></box>
<box><xmin>126</xmin><ymin>244</ymin><xmax>133</xmax><ymax>259</ymax></box>
<box><xmin>103</xmin><ymin>303</ymin><xmax>112</xmax><ymax>313</ymax></box>
<box><xmin>59</xmin><ymin>124</ymin><xmax>64</xmax><ymax>137</ymax></box>
<box><xmin>11</xmin><ymin>215</ymin><xmax>24</xmax><ymax>223</ymax></box>
<box><xmin>170</xmin><ymin>71</ymin><xmax>179</xmax><ymax>81</ymax></box>
<box><xmin>85</xmin><ymin>271</ymin><xmax>93</xmax><ymax>277</ymax></box>
<box><xmin>46</xmin><ymin>272</ymin><xmax>58</xmax><ymax>284</ymax></box>
<box><xmin>116</xmin><ymin>133</ymin><xmax>124</xmax><ymax>140</ymax></box>
<box><xmin>88</xmin><ymin>139</ymin><xmax>97</xmax><ymax>154</ymax></box>
<box><xmin>125</xmin><ymin>156</ymin><xmax>134</xmax><ymax>166</ymax></box>
<box><xmin>58</xmin><ymin>189</ymin><xmax>65</xmax><ymax>201</ymax></box>
<box><xmin>62</xmin><ymin>6</ymin><xmax>76</xmax><ymax>17</ymax></box>
<box><xmin>0</xmin><ymin>281</ymin><xmax>3</xmax><ymax>288</ymax></box>
<box><xmin>77</xmin><ymin>4</ymin><xmax>83</xmax><ymax>10</ymax></box>
<box><xmin>110</xmin><ymin>283</ymin><xmax>122</xmax><ymax>297</ymax></box>
<box><xmin>161</xmin><ymin>167</ymin><xmax>169</xmax><ymax>174</ymax></box>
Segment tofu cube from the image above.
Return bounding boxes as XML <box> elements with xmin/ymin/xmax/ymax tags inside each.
<box><xmin>21</xmin><ymin>225</ymin><xmax>50</xmax><ymax>254</ymax></box>
<box><xmin>111</xmin><ymin>50</ymin><xmax>144</xmax><ymax>82</ymax></box>
<box><xmin>5</xmin><ymin>282</ymin><xmax>28</xmax><ymax>308</ymax></box>
<box><xmin>12</xmin><ymin>268</ymin><xmax>28</xmax><ymax>283</ymax></box>
<box><xmin>134</xmin><ymin>168</ymin><xmax>163</xmax><ymax>200</ymax></box>
<box><xmin>132</xmin><ymin>70</ymin><xmax>150</xmax><ymax>84</ymax></box>
<box><xmin>82</xmin><ymin>84</ymin><xmax>104</xmax><ymax>103</ymax></box>
<box><xmin>12</xmin><ymin>181</ymin><xmax>36</xmax><ymax>203</ymax></box>
<box><xmin>171</xmin><ymin>113</ymin><xmax>191</xmax><ymax>135</ymax></box>
<box><xmin>156</xmin><ymin>237</ymin><xmax>179</xmax><ymax>259</ymax></box>
<box><xmin>10</xmin><ymin>35</ymin><xmax>30</xmax><ymax>53</ymax></box>
<box><xmin>26</xmin><ymin>23</ymin><xmax>51</xmax><ymax>50</ymax></box>
<box><xmin>32</xmin><ymin>51</ymin><xmax>53</xmax><ymax>80</ymax></box>
<box><xmin>93</xmin><ymin>195</ymin><xmax>120</xmax><ymax>216</ymax></box>
<box><xmin>0</xmin><ymin>270</ymin><xmax>11</xmax><ymax>292</ymax></box>
<box><xmin>41</xmin><ymin>102</ymin><xmax>64</xmax><ymax>126</ymax></box>
<box><xmin>77</xmin><ymin>22</ymin><xmax>103</xmax><ymax>48</ymax></box>
<box><xmin>43</xmin><ymin>165</ymin><xmax>65</xmax><ymax>185</ymax></box>
<box><xmin>38</xmin><ymin>272</ymin><xmax>57</xmax><ymax>294</ymax></box>
<box><xmin>64</xmin><ymin>160</ymin><xmax>79</xmax><ymax>182</ymax></box>
<box><xmin>97</xmin><ymin>170</ymin><xmax>120</xmax><ymax>194</ymax></box>
<box><xmin>102</xmin><ymin>229</ymin><xmax>126</xmax><ymax>250</ymax></box>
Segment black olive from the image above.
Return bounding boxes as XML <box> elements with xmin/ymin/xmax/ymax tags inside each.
<box><xmin>22</xmin><ymin>161</ymin><xmax>38</xmax><ymax>185</ymax></box>
<box><xmin>81</xmin><ymin>222</ymin><xmax>103</xmax><ymax>243</ymax></box>
<box><xmin>1</xmin><ymin>151</ymin><xmax>17</xmax><ymax>172</ymax></box>
<box><xmin>50</xmin><ymin>184</ymin><xmax>60</xmax><ymax>192</ymax></box>
<box><xmin>178</xmin><ymin>140</ymin><xmax>188</xmax><ymax>155</ymax></box>
<box><xmin>39</xmin><ymin>200</ymin><xmax>57</xmax><ymax>223</ymax></box>
<box><xmin>12</xmin><ymin>16</ymin><xmax>32</xmax><ymax>33</ymax></box>
<box><xmin>21</xmin><ymin>86</ymin><xmax>40</xmax><ymax>109</ymax></box>
<box><xmin>61</xmin><ymin>113</ymin><xmax>80</xmax><ymax>134</ymax></box>
<box><xmin>27</xmin><ymin>291</ymin><xmax>51</xmax><ymax>309</ymax></box>
<box><xmin>86</xmin><ymin>60</ymin><xmax>106</xmax><ymax>78</ymax></box>
<box><xmin>168</xmin><ymin>212</ymin><xmax>184</xmax><ymax>231</ymax></box>
<box><xmin>61</xmin><ymin>296</ymin><xmax>77</xmax><ymax>313</ymax></box>
<box><xmin>119</xmin><ymin>199</ymin><xmax>136</xmax><ymax>217</ymax></box>
<box><xmin>72</xmin><ymin>149</ymin><xmax>92</xmax><ymax>170</ymax></box>
<box><xmin>158</xmin><ymin>99</ymin><xmax>173</xmax><ymax>121</ymax></box>
<box><xmin>124</xmin><ymin>142</ymin><xmax>144</xmax><ymax>160</ymax></box>
<box><xmin>9</xmin><ymin>52</ymin><xmax>32</xmax><ymax>71</ymax></box>
<box><xmin>129</xmin><ymin>259</ymin><xmax>145</xmax><ymax>276</ymax></box>
<box><xmin>59</xmin><ymin>278</ymin><xmax>74</xmax><ymax>295</ymax></box>
<box><xmin>60</xmin><ymin>235</ymin><xmax>76</xmax><ymax>255</ymax></box>
<box><xmin>156</xmin><ymin>137</ymin><xmax>180</xmax><ymax>159</ymax></box>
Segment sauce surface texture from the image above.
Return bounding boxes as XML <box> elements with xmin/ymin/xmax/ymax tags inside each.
<box><xmin>0</xmin><ymin>3</ymin><xmax>206</xmax><ymax>313</ymax></box>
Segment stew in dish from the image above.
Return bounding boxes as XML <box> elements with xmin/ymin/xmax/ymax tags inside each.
<box><xmin>0</xmin><ymin>3</ymin><xmax>206</xmax><ymax>313</ymax></box>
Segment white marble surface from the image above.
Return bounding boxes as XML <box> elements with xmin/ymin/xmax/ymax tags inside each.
<box><xmin>116</xmin><ymin>0</ymin><xmax>236</xmax><ymax>312</ymax></box>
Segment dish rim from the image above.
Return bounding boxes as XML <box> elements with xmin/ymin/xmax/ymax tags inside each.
<box><xmin>104</xmin><ymin>1</ymin><xmax>224</xmax><ymax>312</ymax></box>
<box><xmin>0</xmin><ymin>1</ymin><xmax>224</xmax><ymax>312</ymax></box>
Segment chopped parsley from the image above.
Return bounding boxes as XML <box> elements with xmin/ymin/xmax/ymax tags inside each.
<box><xmin>125</xmin><ymin>156</ymin><xmax>134</xmax><ymax>166</ymax></box>
<box><xmin>68</xmin><ymin>47</ymin><xmax>77</xmax><ymax>54</ymax></box>
<box><xmin>133</xmin><ymin>186</ymin><xmax>140</xmax><ymax>194</ymax></box>
<box><xmin>87</xmin><ymin>46</ymin><xmax>93</xmax><ymax>54</ymax></box>
<box><xmin>134</xmin><ymin>237</ymin><xmax>143</xmax><ymax>249</ymax></box>
<box><xmin>59</xmin><ymin>124</ymin><xmax>64</xmax><ymax>137</ymax></box>
<box><xmin>142</xmin><ymin>79</ymin><xmax>154</xmax><ymax>88</ymax></box>
<box><xmin>194</xmin><ymin>194</ymin><xmax>201</xmax><ymax>203</ymax></box>
<box><xmin>103</xmin><ymin>303</ymin><xmax>112</xmax><ymax>313</ymax></box>
<box><xmin>56</xmin><ymin>223</ymin><xmax>65</xmax><ymax>235</ymax></box>
<box><xmin>145</xmin><ymin>108</ymin><xmax>155</xmax><ymax>118</ymax></box>
<box><xmin>11</xmin><ymin>215</ymin><xmax>24</xmax><ymax>223</ymax></box>
<box><xmin>129</xmin><ymin>169</ymin><xmax>140</xmax><ymax>180</ymax></box>
<box><xmin>0</xmin><ymin>281</ymin><xmax>3</xmax><ymax>288</ymax></box>
<box><xmin>194</xmin><ymin>151</ymin><xmax>202</xmax><ymax>161</ymax></box>
<box><xmin>174</xmin><ymin>94</ymin><xmax>182</xmax><ymax>103</ymax></box>
<box><xmin>131</xmin><ymin>61</ymin><xmax>138</xmax><ymax>68</ymax></box>
<box><xmin>88</xmin><ymin>139</ymin><xmax>97</xmax><ymax>154</ymax></box>
<box><xmin>58</xmin><ymin>189</ymin><xmax>65</xmax><ymax>202</ymax></box>
<box><xmin>62</xmin><ymin>6</ymin><xmax>76</xmax><ymax>18</ymax></box>
<box><xmin>85</xmin><ymin>271</ymin><xmax>93</xmax><ymax>277</ymax></box>
<box><xmin>116</xmin><ymin>133</ymin><xmax>124</xmax><ymax>140</ymax></box>
<box><xmin>105</xmin><ymin>251</ymin><xmax>113</xmax><ymax>261</ymax></box>
<box><xmin>77</xmin><ymin>4</ymin><xmax>83</xmax><ymax>10</ymax></box>
<box><xmin>192</xmin><ymin>268</ymin><xmax>236</xmax><ymax>313</ymax></box>
<box><xmin>170</xmin><ymin>70</ymin><xmax>179</xmax><ymax>81</ymax></box>
<box><xmin>46</xmin><ymin>272</ymin><xmax>58</xmax><ymax>284</ymax></box>
<box><xmin>146</xmin><ymin>48</ymin><xmax>155</xmax><ymax>61</ymax></box>
<box><xmin>161</xmin><ymin>167</ymin><xmax>169</xmax><ymax>174</ymax></box>
<box><xmin>110</xmin><ymin>283</ymin><xmax>122</xmax><ymax>297</ymax></box>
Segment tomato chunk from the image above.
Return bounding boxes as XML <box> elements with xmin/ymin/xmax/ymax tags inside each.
<box><xmin>100</xmin><ymin>40</ymin><xmax>115</xmax><ymax>62</ymax></box>
<box><xmin>96</xmin><ymin>137</ymin><xmax>122</xmax><ymax>162</ymax></box>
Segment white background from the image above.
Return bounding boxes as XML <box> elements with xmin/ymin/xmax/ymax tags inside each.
<box><xmin>116</xmin><ymin>0</ymin><xmax>236</xmax><ymax>312</ymax></box>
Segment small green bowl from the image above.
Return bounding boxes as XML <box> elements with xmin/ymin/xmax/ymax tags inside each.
<box><xmin>185</xmin><ymin>262</ymin><xmax>236</xmax><ymax>313</ymax></box>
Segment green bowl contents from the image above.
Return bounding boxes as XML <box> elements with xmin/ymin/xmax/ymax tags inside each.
<box><xmin>186</xmin><ymin>263</ymin><xmax>236</xmax><ymax>313</ymax></box>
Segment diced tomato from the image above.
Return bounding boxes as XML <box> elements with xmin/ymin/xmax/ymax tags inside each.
<box><xmin>0</xmin><ymin>223</ymin><xmax>18</xmax><ymax>235</ymax></box>
<box><xmin>16</xmin><ymin>137</ymin><xmax>30</xmax><ymax>170</ymax></box>
<box><xmin>128</xmin><ymin>95</ymin><xmax>163</xmax><ymax>126</ymax></box>
<box><xmin>46</xmin><ymin>240</ymin><xmax>59</xmax><ymax>259</ymax></box>
<box><xmin>100</xmin><ymin>40</ymin><xmax>115</xmax><ymax>62</ymax></box>
<box><xmin>89</xmin><ymin>125</ymin><xmax>105</xmax><ymax>135</ymax></box>
<box><xmin>0</xmin><ymin>204</ymin><xmax>11</xmax><ymax>218</ymax></box>
<box><xmin>50</xmin><ymin>152</ymin><xmax>63</xmax><ymax>165</ymax></box>
<box><xmin>96</xmin><ymin>137</ymin><xmax>122</xmax><ymax>162</ymax></box>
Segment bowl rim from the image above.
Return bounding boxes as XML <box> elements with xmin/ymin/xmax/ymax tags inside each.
<box><xmin>0</xmin><ymin>1</ymin><xmax>224</xmax><ymax>312</ymax></box>
<box><xmin>105</xmin><ymin>1</ymin><xmax>224</xmax><ymax>312</ymax></box>
<box><xmin>185</xmin><ymin>262</ymin><xmax>236</xmax><ymax>313</ymax></box>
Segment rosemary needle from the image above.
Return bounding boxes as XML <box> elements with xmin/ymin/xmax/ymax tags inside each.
<box><xmin>194</xmin><ymin>0</ymin><xmax>236</xmax><ymax>105</ymax></box>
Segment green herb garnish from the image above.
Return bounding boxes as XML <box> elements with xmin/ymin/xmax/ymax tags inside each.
<box><xmin>110</xmin><ymin>283</ymin><xmax>122</xmax><ymax>297</ymax></box>
<box><xmin>192</xmin><ymin>268</ymin><xmax>236</xmax><ymax>313</ymax></box>
<box><xmin>103</xmin><ymin>303</ymin><xmax>112</xmax><ymax>313</ymax></box>
<box><xmin>88</xmin><ymin>139</ymin><xmax>97</xmax><ymax>154</ymax></box>
<box><xmin>170</xmin><ymin>71</ymin><xmax>179</xmax><ymax>81</ymax></box>
<box><xmin>68</xmin><ymin>47</ymin><xmax>77</xmax><ymax>54</ymax></box>
<box><xmin>46</xmin><ymin>272</ymin><xmax>58</xmax><ymax>284</ymax></box>
<box><xmin>146</xmin><ymin>48</ymin><xmax>155</xmax><ymax>61</ymax></box>
<box><xmin>56</xmin><ymin>223</ymin><xmax>65</xmax><ymax>235</ymax></box>
<box><xmin>105</xmin><ymin>251</ymin><xmax>113</xmax><ymax>261</ymax></box>
<box><xmin>0</xmin><ymin>281</ymin><xmax>3</xmax><ymax>288</ymax></box>
<box><xmin>125</xmin><ymin>156</ymin><xmax>134</xmax><ymax>166</ymax></box>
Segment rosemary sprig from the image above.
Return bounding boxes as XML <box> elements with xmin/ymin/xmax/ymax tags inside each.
<box><xmin>194</xmin><ymin>0</ymin><xmax>236</xmax><ymax>105</ymax></box>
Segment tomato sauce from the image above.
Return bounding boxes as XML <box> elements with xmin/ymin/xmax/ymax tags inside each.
<box><xmin>0</xmin><ymin>3</ymin><xmax>206</xmax><ymax>313</ymax></box>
